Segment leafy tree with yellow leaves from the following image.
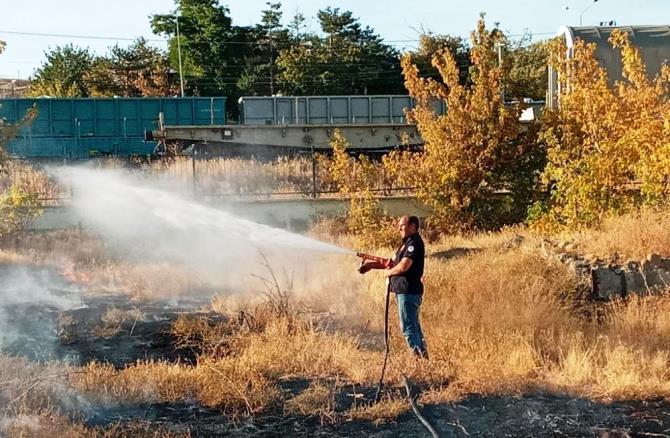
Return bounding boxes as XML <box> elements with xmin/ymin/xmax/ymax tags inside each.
<box><xmin>396</xmin><ymin>16</ymin><xmax>544</xmax><ymax>231</ymax></box>
<box><xmin>327</xmin><ymin>130</ymin><xmax>396</xmax><ymax>248</ymax></box>
<box><xmin>535</xmin><ymin>30</ymin><xmax>670</xmax><ymax>230</ymax></box>
<box><xmin>0</xmin><ymin>41</ymin><xmax>42</xmax><ymax>236</ymax></box>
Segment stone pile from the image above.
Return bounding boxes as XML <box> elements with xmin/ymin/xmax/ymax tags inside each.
<box><xmin>547</xmin><ymin>241</ymin><xmax>670</xmax><ymax>300</ymax></box>
<box><xmin>590</xmin><ymin>254</ymin><xmax>670</xmax><ymax>299</ymax></box>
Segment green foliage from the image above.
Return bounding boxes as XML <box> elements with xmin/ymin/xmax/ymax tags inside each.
<box><xmin>27</xmin><ymin>40</ymin><xmax>175</xmax><ymax>98</ymax></box>
<box><xmin>86</xmin><ymin>38</ymin><xmax>177</xmax><ymax>97</ymax></box>
<box><xmin>505</xmin><ymin>36</ymin><xmax>549</xmax><ymax>101</ymax></box>
<box><xmin>28</xmin><ymin>45</ymin><xmax>94</xmax><ymax>97</ymax></box>
<box><xmin>237</xmin><ymin>2</ymin><xmax>292</xmax><ymax>95</ymax></box>
<box><xmin>410</xmin><ymin>33</ymin><xmax>471</xmax><ymax>85</ymax></box>
<box><xmin>151</xmin><ymin>0</ymin><xmax>255</xmax><ymax>101</ymax></box>
<box><xmin>276</xmin><ymin>7</ymin><xmax>404</xmax><ymax>95</ymax></box>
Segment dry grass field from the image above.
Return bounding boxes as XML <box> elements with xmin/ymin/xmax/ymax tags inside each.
<box><xmin>1</xmin><ymin>208</ymin><xmax>670</xmax><ymax>436</ymax></box>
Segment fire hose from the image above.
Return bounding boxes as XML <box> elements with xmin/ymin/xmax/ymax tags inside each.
<box><xmin>356</xmin><ymin>252</ymin><xmax>440</xmax><ymax>438</ymax></box>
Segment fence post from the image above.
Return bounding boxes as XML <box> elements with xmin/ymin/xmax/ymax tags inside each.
<box><xmin>192</xmin><ymin>144</ymin><xmax>197</xmax><ymax>197</ymax></box>
<box><xmin>311</xmin><ymin>144</ymin><xmax>317</xmax><ymax>199</ymax></box>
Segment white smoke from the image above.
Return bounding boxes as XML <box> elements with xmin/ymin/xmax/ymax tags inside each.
<box><xmin>53</xmin><ymin>166</ymin><xmax>353</xmax><ymax>288</ymax></box>
<box><xmin>0</xmin><ymin>265</ymin><xmax>80</xmax><ymax>357</ymax></box>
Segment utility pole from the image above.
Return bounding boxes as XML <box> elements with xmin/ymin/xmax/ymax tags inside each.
<box><xmin>580</xmin><ymin>0</ymin><xmax>600</xmax><ymax>26</ymax></box>
<box><xmin>269</xmin><ymin>37</ymin><xmax>274</xmax><ymax>95</ymax></box>
<box><xmin>176</xmin><ymin>11</ymin><xmax>185</xmax><ymax>97</ymax></box>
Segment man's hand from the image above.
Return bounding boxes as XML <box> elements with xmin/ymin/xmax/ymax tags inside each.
<box><xmin>358</xmin><ymin>263</ymin><xmax>373</xmax><ymax>274</ymax></box>
<box><xmin>358</xmin><ymin>260</ymin><xmax>384</xmax><ymax>274</ymax></box>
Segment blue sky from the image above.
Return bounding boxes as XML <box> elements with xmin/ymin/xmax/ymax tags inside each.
<box><xmin>0</xmin><ymin>0</ymin><xmax>667</xmax><ymax>78</ymax></box>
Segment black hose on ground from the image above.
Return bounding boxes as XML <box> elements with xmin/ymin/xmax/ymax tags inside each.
<box><xmin>374</xmin><ymin>280</ymin><xmax>391</xmax><ymax>403</ymax></box>
<box><xmin>374</xmin><ymin>280</ymin><xmax>441</xmax><ymax>437</ymax></box>
<box><xmin>401</xmin><ymin>373</ymin><xmax>440</xmax><ymax>438</ymax></box>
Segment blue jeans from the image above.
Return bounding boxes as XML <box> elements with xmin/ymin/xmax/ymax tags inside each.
<box><xmin>396</xmin><ymin>293</ymin><xmax>427</xmax><ymax>356</ymax></box>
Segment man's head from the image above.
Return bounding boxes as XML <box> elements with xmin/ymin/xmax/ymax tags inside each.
<box><xmin>398</xmin><ymin>215</ymin><xmax>419</xmax><ymax>239</ymax></box>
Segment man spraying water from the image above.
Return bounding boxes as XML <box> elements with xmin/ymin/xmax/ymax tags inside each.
<box><xmin>358</xmin><ymin>215</ymin><xmax>428</xmax><ymax>359</ymax></box>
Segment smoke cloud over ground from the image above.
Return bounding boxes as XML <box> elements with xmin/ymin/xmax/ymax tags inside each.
<box><xmin>0</xmin><ymin>265</ymin><xmax>81</xmax><ymax>360</ymax></box>
<box><xmin>54</xmin><ymin>166</ymin><xmax>353</xmax><ymax>290</ymax></box>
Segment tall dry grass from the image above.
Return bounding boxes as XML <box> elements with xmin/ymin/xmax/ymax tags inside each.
<box><xmin>150</xmin><ymin>156</ymin><xmax>332</xmax><ymax>197</ymax></box>
<box><xmin>0</xmin><ymin>356</ymin><xmax>190</xmax><ymax>437</ymax></box>
<box><xmin>150</xmin><ymin>156</ymin><xmax>408</xmax><ymax>198</ymax></box>
<box><xmin>562</xmin><ymin>207</ymin><xmax>670</xmax><ymax>260</ymax></box>
<box><xmin>0</xmin><ymin>160</ymin><xmax>63</xmax><ymax>202</ymax></box>
<box><xmin>8</xmin><ymin>209</ymin><xmax>670</xmax><ymax>427</ymax></box>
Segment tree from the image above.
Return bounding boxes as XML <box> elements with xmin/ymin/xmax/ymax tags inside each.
<box><xmin>28</xmin><ymin>45</ymin><xmax>93</xmax><ymax>97</ymax></box>
<box><xmin>287</xmin><ymin>10</ymin><xmax>306</xmax><ymax>42</ymax></box>
<box><xmin>505</xmin><ymin>35</ymin><xmax>549</xmax><ymax>101</ymax></box>
<box><xmin>237</xmin><ymin>2</ymin><xmax>291</xmax><ymax>96</ymax></box>
<box><xmin>276</xmin><ymin>7</ymin><xmax>404</xmax><ymax>95</ymax></box>
<box><xmin>0</xmin><ymin>45</ymin><xmax>41</xmax><ymax>236</ymax></box>
<box><xmin>151</xmin><ymin>0</ymin><xmax>256</xmax><ymax>103</ymax></box>
<box><xmin>0</xmin><ymin>187</ymin><xmax>42</xmax><ymax>237</ymax></box>
<box><xmin>86</xmin><ymin>38</ymin><xmax>177</xmax><ymax>97</ymax></box>
<box><xmin>392</xmin><ymin>16</ymin><xmax>544</xmax><ymax>231</ymax></box>
<box><xmin>533</xmin><ymin>31</ymin><xmax>670</xmax><ymax>230</ymax></box>
<box><xmin>327</xmin><ymin>130</ymin><xmax>396</xmax><ymax>247</ymax></box>
<box><xmin>0</xmin><ymin>40</ymin><xmax>5</xmax><ymax>55</ymax></box>
<box><xmin>410</xmin><ymin>33</ymin><xmax>471</xmax><ymax>85</ymax></box>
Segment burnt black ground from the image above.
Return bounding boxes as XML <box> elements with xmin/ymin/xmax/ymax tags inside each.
<box><xmin>57</xmin><ymin>295</ymin><xmax>224</xmax><ymax>367</ymax></box>
<box><xmin>80</xmin><ymin>393</ymin><xmax>670</xmax><ymax>437</ymax></box>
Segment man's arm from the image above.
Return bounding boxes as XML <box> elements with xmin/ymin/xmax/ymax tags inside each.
<box><xmin>385</xmin><ymin>257</ymin><xmax>413</xmax><ymax>277</ymax></box>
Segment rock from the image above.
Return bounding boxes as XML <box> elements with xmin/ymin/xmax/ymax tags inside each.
<box><xmin>565</xmin><ymin>244</ymin><xmax>576</xmax><ymax>252</ymax></box>
<box><xmin>646</xmin><ymin>253</ymin><xmax>663</xmax><ymax>267</ymax></box>
<box><xmin>591</xmin><ymin>267</ymin><xmax>624</xmax><ymax>299</ymax></box>
<box><xmin>660</xmin><ymin>259</ymin><xmax>670</xmax><ymax>271</ymax></box>
<box><xmin>625</xmin><ymin>260</ymin><xmax>640</xmax><ymax>271</ymax></box>
<box><xmin>624</xmin><ymin>270</ymin><xmax>647</xmax><ymax>295</ymax></box>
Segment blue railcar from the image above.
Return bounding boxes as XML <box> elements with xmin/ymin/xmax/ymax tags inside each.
<box><xmin>0</xmin><ymin>97</ymin><xmax>226</xmax><ymax>159</ymax></box>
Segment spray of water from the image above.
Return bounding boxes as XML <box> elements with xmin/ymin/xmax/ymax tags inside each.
<box><xmin>53</xmin><ymin>166</ymin><xmax>353</xmax><ymax>288</ymax></box>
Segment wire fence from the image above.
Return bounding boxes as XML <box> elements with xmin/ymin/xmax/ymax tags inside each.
<box><xmin>2</xmin><ymin>156</ymin><xmax>417</xmax><ymax>205</ymax></box>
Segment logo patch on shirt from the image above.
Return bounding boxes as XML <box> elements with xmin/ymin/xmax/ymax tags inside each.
<box><xmin>407</xmin><ymin>246</ymin><xmax>415</xmax><ymax>252</ymax></box>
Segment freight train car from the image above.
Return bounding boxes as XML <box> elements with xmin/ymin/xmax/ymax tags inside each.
<box><xmin>0</xmin><ymin>97</ymin><xmax>226</xmax><ymax>159</ymax></box>
<box><xmin>151</xmin><ymin>95</ymin><xmax>448</xmax><ymax>155</ymax></box>
<box><xmin>238</xmin><ymin>95</ymin><xmax>446</xmax><ymax>125</ymax></box>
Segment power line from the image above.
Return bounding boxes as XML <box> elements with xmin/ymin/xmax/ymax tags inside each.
<box><xmin>0</xmin><ymin>30</ymin><xmax>166</xmax><ymax>43</ymax></box>
<box><xmin>0</xmin><ymin>29</ymin><xmax>557</xmax><ymax>45</ymax></box>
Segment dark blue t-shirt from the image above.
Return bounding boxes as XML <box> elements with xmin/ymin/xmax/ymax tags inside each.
<box><xmin>390</xmin><ymin>233</ymin><xmax>425</xmax><ymax>294</ymax></box>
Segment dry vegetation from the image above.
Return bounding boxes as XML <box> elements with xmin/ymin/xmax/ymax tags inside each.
<box><xmin>1</xmin><ymin>155</ymin><xmax>405</xmax><ymax>204</ymax></box>
<box><xmin>0</xmin><ymin>160</ymin><xmax>62</xmax><ymax>202</ymax></box>
<box><xmin>3</xmin><ymin>209</ymin><xmax>670</xmax><ymax>435</ymax></box>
